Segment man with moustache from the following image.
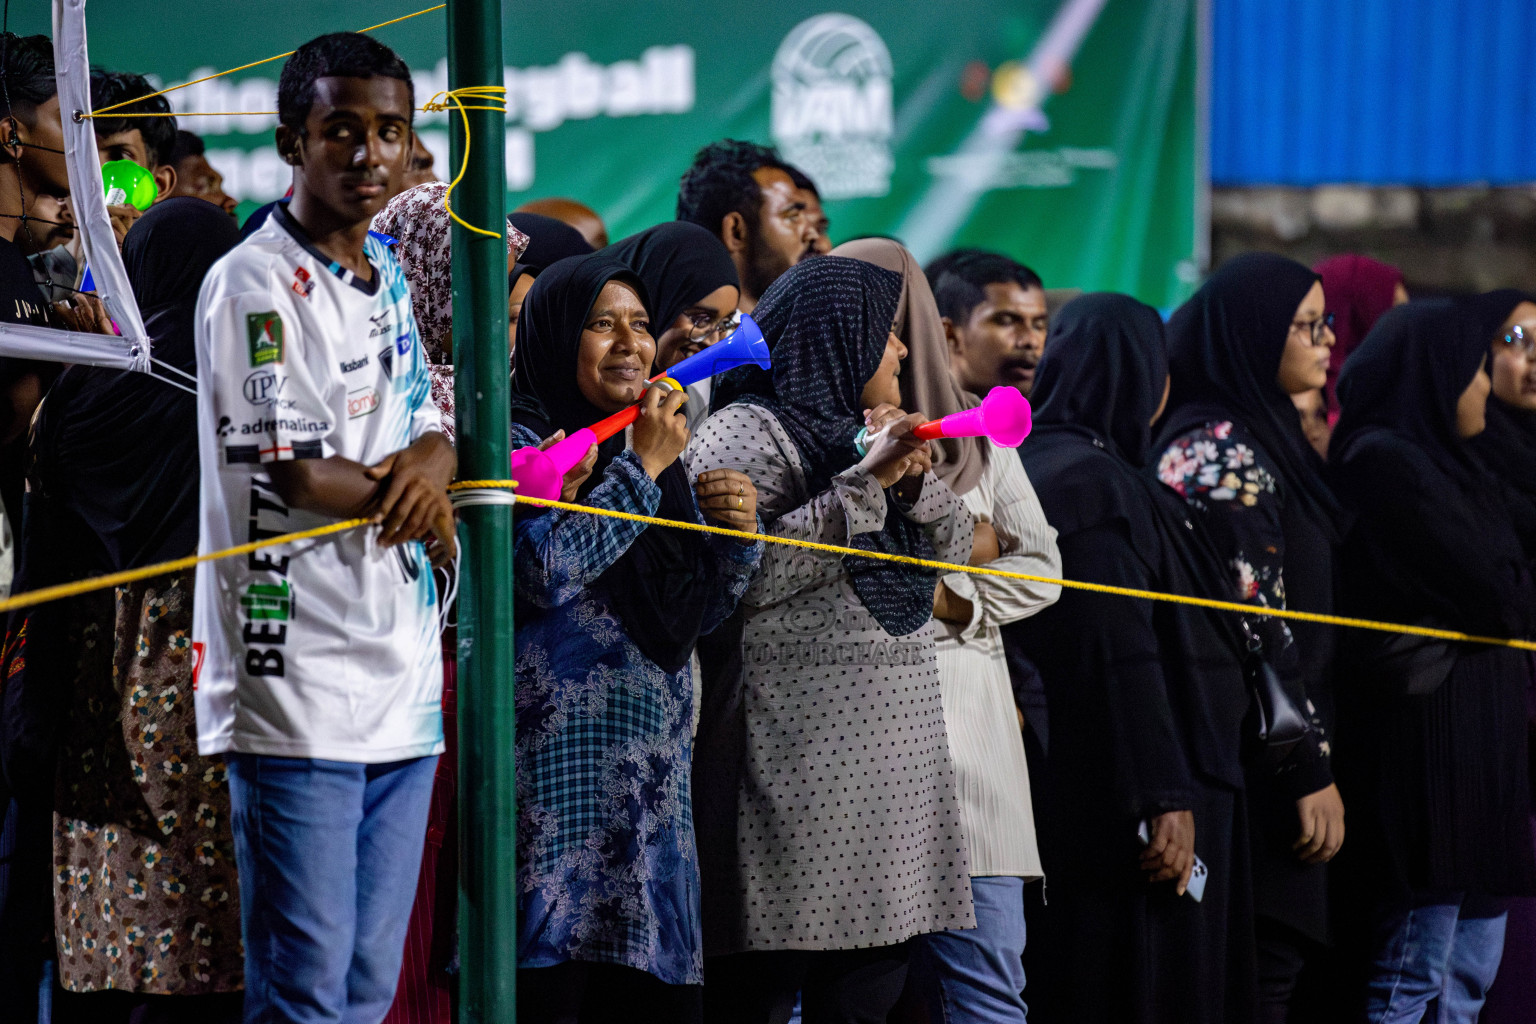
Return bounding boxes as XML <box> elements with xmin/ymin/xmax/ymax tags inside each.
<box><xmin>786</xmin><ymin>164</ymin><xmax>831</xmax><ymax>254</ymax></box>
<box><xmin>927</xmin><ymin>250</ymin><xmax>1050</xmax><ymax>398</ymax></box>
<box><xmin>676</xmin><ymin>139</ymin><xmax>821</xmax><ymax>313</ymax></box>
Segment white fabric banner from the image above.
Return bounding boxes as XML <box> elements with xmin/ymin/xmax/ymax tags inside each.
<box><xmin>0</xmin><ymin>321</ymin><xmax>138</xmax><ymax>367</ymax></box>
<box><xmin>50</xmin><ymin>0</ymin><xmax>151</xmax><ymax>372</ymax></box>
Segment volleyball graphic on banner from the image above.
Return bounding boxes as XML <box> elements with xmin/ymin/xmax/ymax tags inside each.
<box><xmin>770</xmin><ymin>13</ymin><xmax>893</xmax><ymax>200</ymax></box>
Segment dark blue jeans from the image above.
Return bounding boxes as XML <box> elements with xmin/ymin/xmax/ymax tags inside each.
<box><xmin>1365</xmin><ymin>891</ymin><xmax>1508</xmax><ymax>1024</ymax></box>
<box><xmin>227</xmin><ymin>754</ymin><xmax>438</xmax><ymax>1024</ymax></box>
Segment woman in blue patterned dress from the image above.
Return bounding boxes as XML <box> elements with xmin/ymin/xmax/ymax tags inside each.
<box><xmin>507</xmin><ymin>252</ymin><xmax>762</xmax><ymax>1023</ymax></box>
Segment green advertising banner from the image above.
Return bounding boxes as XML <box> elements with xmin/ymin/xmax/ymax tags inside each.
<box><xmin>15</xmin><ymin>0</ymin><xmax>1201</xmax><ymax>307</ymax></box>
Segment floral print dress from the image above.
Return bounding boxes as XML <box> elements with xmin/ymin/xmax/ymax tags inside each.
<box><xmin>51</xmin><ymin>570</ymin><xmax>243</xmax><ymax>994</ymax></box>
<box><xmin>1156</xmin><ymin>420</ymin><xmax>1333</xmax><ymax>787</ymax></box>
<box><xmin>1158</xmin><ymin>422</ymin><xmax>1281</xmax><ymax>605</ymax></box>
<box><xmin>512</xmin><ymin>426</ymin><xmax>761</xmax><ymax>986</ymax></box>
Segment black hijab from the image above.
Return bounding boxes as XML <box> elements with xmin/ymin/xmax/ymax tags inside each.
<box><xmin>1034</xmin><ymin>292</ymin><xmax>1167</xmax><ymax>469</ymax></box>
<box><xmin>508</xmin><ymin>211</ymin><xmax>594</xmax><ymax>293</ymax></box>
<box><xmin>1333</xmin><ymin>300</ymin><xmax>1492</xmax><ymax>485</ymax></box>
<box><xmin>1157</xmin><ymin>251</ymin><xmax>1343</xmax><ymax>538</ymax></box>
<box><xmin>507</xmin><ymin>252</ymin><xmax>713</xmax><ymax>673</ymax></box>
<box><xmin>1023</xmin><ymin>293</ymin><xmax>1248</xmax><ymax>787</ymax></box>
<box><xmin>720</xmin><ymin>255</ymin><xmax>936</xmax><ymax>636</ymax></box>
<box><xmin>604</xmin><ymin>222</ymin><xmax>738</xmax><ymax>338</ymax></box>
<box><xmin>1466</xmin><ymin>290</ymin><xmax>1536</xmax><ymax>552</ymax></box>
<box><xmin>30</xmin><ymin>197</ymin><xmax>240</xmax><ymax>573</ymax></box>
<box><xmin>1028</xmin><ymin>293</ymin><xmax>1227</xmax><ymax>574</ymax></box>
<box><xmin>1332</xmin><ymin>299</ymin><xmax>1531</xmax><ymax>635</ymax></box>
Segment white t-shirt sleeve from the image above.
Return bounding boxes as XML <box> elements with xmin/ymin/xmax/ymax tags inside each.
<box><xmin>202</xmin><ymin>284</ymin><xmax>336</xmax><ymax>464</ymax></box>
<box><xmin>409</xmin><ymin>374</ymin><xmax>444</xmax><ymax>443</ymax></box>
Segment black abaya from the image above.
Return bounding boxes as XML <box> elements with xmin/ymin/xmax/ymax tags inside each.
<box><xmin>1013</xmin><ymin>294</ymin><xmax>1254</xmax><ymax>1024</ymax></box>
<box><xmin>1153</xmin><ymin>253</ymin><xmax>1341</xmax><ymax>950</ymax></box>
<box><xmin>1332</xmin><ymin>298</ymin><xmax>1536</xmax><ymax>899</ymax></box>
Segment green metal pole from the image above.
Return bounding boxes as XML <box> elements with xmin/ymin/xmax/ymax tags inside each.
<box><xmin>446</xmin><ymin>0</ymin><xmax>515</xmax><ymax>1019</ymax></box>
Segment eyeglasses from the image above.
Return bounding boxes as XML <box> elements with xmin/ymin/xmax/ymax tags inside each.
<box><xmin>687</xmin><ymin>309</ymin><xmax>740</xmax><ymax>342</ymax></box>
<box><xmin>1500</xmin><ymin>324</ymin><xmax>1536</xmax><ymax>357</ymax></box>
<box><xmin>1291</xmin><ymin>312</ymin><xmax>1336</xmax><ymax>346</ymax></box>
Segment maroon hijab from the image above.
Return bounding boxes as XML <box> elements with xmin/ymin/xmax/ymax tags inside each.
<box><xmin>1315</xmin><ymin>254</ymin><xmax>1403</xmax><ymax>420</ymax></box>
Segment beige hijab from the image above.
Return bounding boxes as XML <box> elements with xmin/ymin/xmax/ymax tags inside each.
<box><xmin>832</xmin><ymin>237</ymin><xmax>988</xmax><ymax>495</ymax></box>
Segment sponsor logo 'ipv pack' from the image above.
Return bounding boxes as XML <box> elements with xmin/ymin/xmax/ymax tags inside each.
<box><xmin>243</xmin><ymin>369</ymin><xmax>286</xmax><ymax>406</ymax></box>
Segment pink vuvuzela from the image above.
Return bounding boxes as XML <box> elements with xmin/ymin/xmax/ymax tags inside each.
<box><xmin>913</xmin><ymin>386</ymin><xmax>1033</xmax><ymax>447</ymax></box>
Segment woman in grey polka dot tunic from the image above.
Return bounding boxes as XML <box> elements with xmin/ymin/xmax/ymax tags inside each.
<box><xmin>685</xmin><ymin>257</ymin><xmax>977</xmax><ymax>985</ymax></box>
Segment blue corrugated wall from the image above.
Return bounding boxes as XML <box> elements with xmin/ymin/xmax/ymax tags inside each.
<box><xmin>1212</xmin><ymin>0</ymin><xmax>1536</xmax><ymax>185</ymax></box>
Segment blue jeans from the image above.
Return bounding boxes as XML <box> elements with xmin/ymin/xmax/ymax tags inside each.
<box><xmin>914</xmin><ymin>876</ymin><xmax>1029</xmax><ymax>1024</ymax></box>
<box><xmin>1366</xmin><ymin>891</ymin><xmax>1509</xmax><ymax>1024</ymax></box>
<box><xmin>228</xmin><ymin>754</ymin><xmax>438</xmax><ymax>1024</ymax></box>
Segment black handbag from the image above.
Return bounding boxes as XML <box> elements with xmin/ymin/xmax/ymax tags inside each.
<box><xmin>1242</xmin><ymin>620</ymin><xmax>1311</xmax><ymax>763</ymax></box>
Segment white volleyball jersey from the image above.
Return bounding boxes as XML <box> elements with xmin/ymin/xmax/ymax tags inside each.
<box><xmin>192</xmin><ymin>205</ymin><xmax>444</xmax><ymax>762</ymax></box>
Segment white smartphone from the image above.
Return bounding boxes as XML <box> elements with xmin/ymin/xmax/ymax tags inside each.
<box><xmin>1137</xmin><ymin>818</ymin><xmax>1208</xmax><ymax>903</ymax></box>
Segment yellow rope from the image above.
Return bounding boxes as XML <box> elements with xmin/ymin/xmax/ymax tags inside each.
<box><xmin>7</xmin><ymin>479</ymin><xmax>1532</xmax><ymax>653</ymax></box>
<box><xmin>448</xmin><ymin>480</ymin><xmax>1536</xmax><ymax>653</ymax></box>
<box><xmin>420</xmin><ymin>87</ymin><xmax>509</xmax><ymax>239</ymax></box>
<box><xmin>86</xmin><ymin>111</ymin><xmax>278</xmax><ymax>118</ymax></box>
<box><xmin>0</xmin><ymin>517</ymin><xmax>371</xmax><ymax>615</ymax></box>
<box><xmin>84</xmin><ymin>3</ymin><xmax>448</xmax><ymax>118</ymax></box>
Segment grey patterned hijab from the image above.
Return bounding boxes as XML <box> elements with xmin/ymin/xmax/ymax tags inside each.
<box><xmin>723</xmin><ymin>256</ymin><xmax>940</xmax><ymax>637</ymax></box>
<box><xmin>834</xmin><ymin>237</ymin><xmax>987</xmax><ymax>495</ymax></box>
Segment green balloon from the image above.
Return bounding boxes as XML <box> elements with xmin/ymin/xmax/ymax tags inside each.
<box><xmin>101</xmin><ymin>159</ymin><xmax>158</xmax><ymax>212</ymax></box>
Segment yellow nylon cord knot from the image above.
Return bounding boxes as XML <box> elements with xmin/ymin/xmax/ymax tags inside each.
<box><xmin>421</xmin><ymin>87</ymin><xmax>509</xmax><ymax>239</ymax></box>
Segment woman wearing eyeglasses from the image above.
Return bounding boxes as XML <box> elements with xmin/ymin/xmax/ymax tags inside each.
<box><xmin>1468</xmin><ymin>292</ymin><xmax>1536</xmax><ymax>555</ymax></box>
<box><xmin>1331</xmin><ymin>297</ymin><xmax>1536</xmax><ymax>1023</ymax></box>
<box><xmin>1465</xmin><ymin>290</ymin><xmax>1536</xmax><ymax>1024</ymax></box>
<box><xmin>1154</xmin><ymin>252</ymin><xmax>1347</xmax><ymax>1024</ymax></box>
<box><xmin>605</xmin><ymin>221</ymin><xmax>743</xmax><ymax>436</ymax></box>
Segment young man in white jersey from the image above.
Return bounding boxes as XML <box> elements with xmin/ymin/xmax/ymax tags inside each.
<box><xmin>192</xmin><ymin>33</ymin><xmax>456</xmax><ymax>1023</ymax></box>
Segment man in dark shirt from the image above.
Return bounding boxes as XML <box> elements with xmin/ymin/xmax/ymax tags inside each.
<box><xmin>0</xmin><ymin>33</ymin><xmax>66</xmax><ymax>330</ymax></box>
<box><xmin>0</xmin><ymin>33</ymin><xmax>75</xmax><ymax>528</ymax></box>
<box><xmin>0</xmin><ymin>31</ymin><xmax>78</xmax><ymax>501</ymax></box>
<box><xmin>0</xmin><ymin>29</ymin><xmax>74</xmax><ymax>1023</ymax></box>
